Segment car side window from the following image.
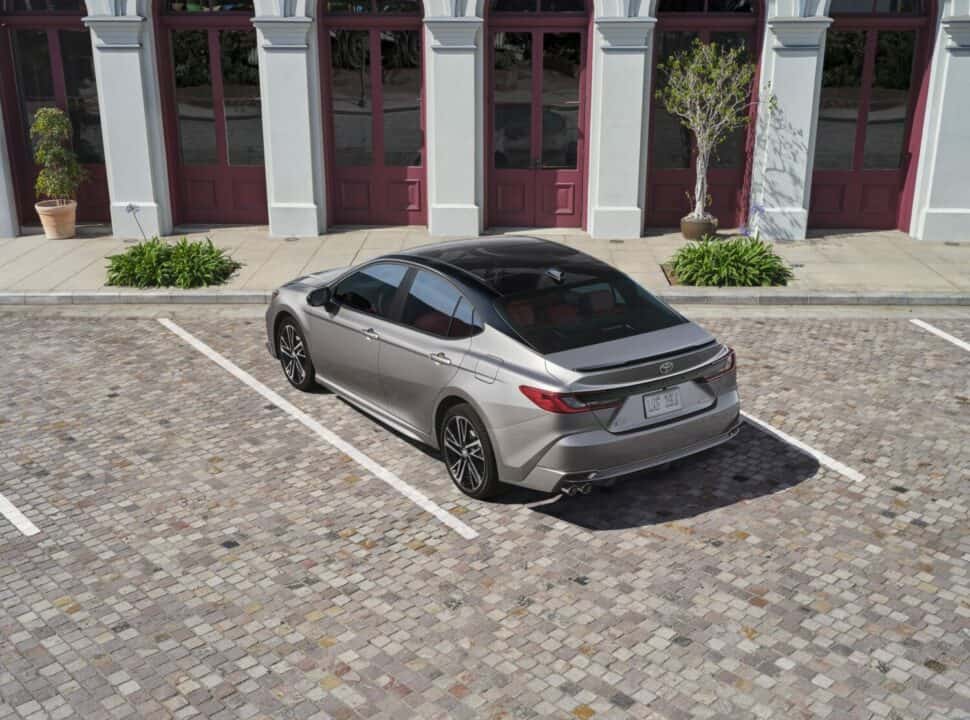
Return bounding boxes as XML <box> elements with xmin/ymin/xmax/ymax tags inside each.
<box><xmin>332</xmin><ymin>263</ymin><xmax>408</xmax><ymax>318</ymax></box>
<box><xmin>401</xmin><ymin>270</ymin><xmax>464</xmax><ymax>338</ymax></box>
<box><xmin>449</xmin><ymin>298</ymin><xmax>483</xmax><ymax>338</ymax></box>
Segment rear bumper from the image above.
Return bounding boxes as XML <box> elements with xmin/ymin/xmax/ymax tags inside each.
<box><xmin>518</xmin><ymin>393</ymin><xmax>741</xmax><ymax>493</ymax></box>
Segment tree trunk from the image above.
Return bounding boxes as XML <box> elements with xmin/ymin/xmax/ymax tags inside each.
<box><xmin>693</xmin><ymin>149</ymin><xmax>709</xmax><ymax>219</ymax></box>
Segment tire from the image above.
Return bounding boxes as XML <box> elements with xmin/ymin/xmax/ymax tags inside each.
<box><xmin>439</xmin><ymin>403</ymin><xmax>501</xmax><ymax>500</ymax></box>
<box><xmin>276</xmin><ymin>316</ymin><xmax>317</xmax><ymax>391</ymax></box>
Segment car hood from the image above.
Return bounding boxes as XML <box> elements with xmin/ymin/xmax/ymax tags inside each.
<box><xmin>283</xmin><ymin>266</ymin><xmax>348</xmax><ymax>291</ymax></box>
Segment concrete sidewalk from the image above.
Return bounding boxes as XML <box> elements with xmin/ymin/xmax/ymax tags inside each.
<box><xmin>0</xmin><ymin>224</ymin><xmax>968</xmax><ymax>303</ymax></box>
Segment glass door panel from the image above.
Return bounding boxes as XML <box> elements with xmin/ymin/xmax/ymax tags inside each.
<box><xmin>381</xmin><ymin>29</ymin><xmax>422</xmax><ymax>167</ymax></box>
<box><xmin>330</xmin><ymin>29</ymin><xmax>372</xmax><ymax>167</ymax></box>
<box><xmin>219</xmin><ymin>30</ymin><xmax>262</xmax><ymax>166</ymax></box>
<box><xmin>709</xmin><ymin>30</ymin><xmax>750</xmax><ymax>170</ymax></box>
<box><xmin>12</xmin><ymin>29</ymin><xmax>55</xmax><ymax>149</ymax></box>
<box><xmin>540</xmin><ymin>32</ymin><xmax>579</xmax><ymax>169</ymax></box>
<box><xmin>863</xmin><ymin>30</ymin><xmax>915</xmax><ymax>169</ymax></box>
<box><xmin>60</xmin><ymin>30</ymin><xmax>103</xmax><ymax>164</ymax></box>
<box><xmin>815</xmin><ymin>30</ymin><xmax>865</xmax><ymax>170</ymax></box>
<box><xmin>493</xmin><ymin>32</ymin><xmax>532</xmax><ymax>169</ymax></box>
<box><xmin>172</xmin><ymin>29</ymin><xmax>217</xmax><ymax>165</ymax></box>
<box><xmin>652</xmin><ymin>31</ymin><xmax>695</xmax><ymax>170</ymax></box>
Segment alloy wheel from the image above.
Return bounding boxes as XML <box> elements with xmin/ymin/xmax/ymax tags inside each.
<box><xmin>278</xmin><ymin>324</ymin><xmax>307</xmax><ymax>385</ymax></box>
<box><xmin>443</xmin><ymin>415</ymin><xmax>487</xmax><ymax>493</ymax></box>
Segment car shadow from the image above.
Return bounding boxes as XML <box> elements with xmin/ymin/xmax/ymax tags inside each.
<box><xmin>528</xmin><ymin>422</ymin><xmax>820</xmax><ymax>531</ymax></box>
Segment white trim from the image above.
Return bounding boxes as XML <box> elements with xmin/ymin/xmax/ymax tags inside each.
<box><xmin>910</xmin><ymin>318</ymin><xmax>970</xmax><ymax>352</ymax></box>
<box><xmin>0</xmin><ymin>493</ymin><xmax>40</xmax><ymax>537</ymax></box>
<box><xmin>158</xmin><ymin>318</ymin><xmax>478</xmax><ymax>540</ymax></box>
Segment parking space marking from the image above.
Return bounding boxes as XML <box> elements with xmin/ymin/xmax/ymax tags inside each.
<box><xmin>158</xmin><ymin>318</ymin><xmax>478</xmax><ymax>540</ymax></box>
<box><xmin>910</xmin><ymin>319</ymin><xmax>970</xmax><ymax>353</ymax></box>
<box><xmin>0</xmin><ymin>492</ymin><xmax>40</xmax><ymax>536</ymax></box>
<box><xmin>741</xmin><ymin>411</ymin><xmax>865</xmax><ymax>483</ymax></box>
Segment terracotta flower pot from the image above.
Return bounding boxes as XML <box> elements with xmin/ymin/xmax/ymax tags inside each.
<box><xmin>35</xmin><ymin>199</ymin><xmax>77</xmax><ymax>240</ymax></box>
<box><xmin>680</xmin><ymin>215</ymin><xmax>718</xmax><ymax>241</ymax></box>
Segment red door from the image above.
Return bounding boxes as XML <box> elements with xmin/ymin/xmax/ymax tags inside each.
<box><xmin>810</xmin><ymin>6</ymin><xmax>930</xmax><ymax>230</ymax></box>
<box><xmin>645</xmin><ymin>6</ymin><xmax>759</xmax><ymax>229</ymax></box>
<box><xmin>323</xmin><ymin>23</ymin><xmax>425</xmax><ymax>226</ymax></box>
<box><xmin>156</xmin><ymin>3</ymin><xmax>267</xmax><ymax>226</ymax></box>
<box><xmin>0</xmin><ymin>5</ymin><xmax>109</xmax><ymax>225</ymax></box>
<box><xmin>488</xmin><ymin>26</ymin><xmax>586</xmax><ymax>228</ymax></box>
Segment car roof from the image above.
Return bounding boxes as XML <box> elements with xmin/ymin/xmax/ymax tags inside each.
<box><xmin>388</xmin><ymin>236</ymin><xmax>617</xmax><ymax>298</ymax></box>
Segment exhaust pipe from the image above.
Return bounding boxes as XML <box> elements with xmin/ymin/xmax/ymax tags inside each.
<box><xmin>561</xmin><ymin>482</ymin><xmax>593</xmax><ymax>497</ymax></box>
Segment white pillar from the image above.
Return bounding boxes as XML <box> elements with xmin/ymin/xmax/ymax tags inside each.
<box><xmin>253</xmin><ymin>0</ymin><xmax>326</xmax><ymax>237</ymax></box>
<box><xmin>586</xmin><ymin>1</ymin><xmax>657</xmax><ymax>239</ymax></box>
<box><xmin>749</xmin><ymin>2</ymin><xmax>832</xmax><ymax>241</ymax></box>
<box><xmin>424</xmin><ymin>10</ymin><xmax>485</xmax><ymax>237</ymax></box>
<box><xmin>0</xmin><ymin>93</ymin><xmax>17</xmax><ymax>237</ymax></box>
<box><xmin>83</xmin><ymin>0</ymin><xmax>172</xmax><ymax>239</ymax></box>
<box><xmin>910</xmin><ymin>1</ymin><xmax>970</xmax><ymax>242</ymax></box>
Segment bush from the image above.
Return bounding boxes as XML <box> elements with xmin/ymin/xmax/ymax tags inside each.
<box><xmin>671</xmin><ymin>236</ymin><xmax>793</xmax><ymax>287</ymax></box>
<box><xmin>106</xmin><ymin>238</ymin><xmax>241</xmax><ymax>289</ymax></box>
<box><xmin>30</xmin><ymin>107</ymin><xmax>84</xmax><ymax>202</ymax></box>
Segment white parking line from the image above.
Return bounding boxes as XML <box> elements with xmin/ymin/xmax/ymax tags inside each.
<box><xmin>741</xmin><ymin>411</ymin><xmax>865</xmax><ymax>483</ymax></box>
<box><xmin>158</xmin><ymin>319</ymin><xmax>478</xmax><ymax>540</ymax></box>
<box><xmin>0</xmin><ymin>492</ymin><xmax>40</xmax><ymax>536</ymax></box>
<box><xmin>910</xmin><ymin>319</ymin><xmax>970</xmax><ymax>353</ymax></box>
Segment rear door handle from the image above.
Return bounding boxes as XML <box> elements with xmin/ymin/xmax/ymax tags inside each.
<box><xmin>429</xmin><ymin>352</ymin><xmax>452</xmax><ymax>366</ymax></box>
<box><xmin>362</xmin><ymin>328</ymin><xmax>380</xmax><ymax>341</ymax></box>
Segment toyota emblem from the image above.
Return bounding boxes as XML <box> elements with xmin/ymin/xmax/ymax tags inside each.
<box><xmin>659</xmin><ymin>361</ymin><xmax>674</xmax><ymax>375</ymax></box>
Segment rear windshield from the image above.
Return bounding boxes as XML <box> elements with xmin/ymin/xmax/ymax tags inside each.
<box><xmin>496</xmin><ymin>273</ymin><xmax>686</xmax><ymax>354</ymax></box>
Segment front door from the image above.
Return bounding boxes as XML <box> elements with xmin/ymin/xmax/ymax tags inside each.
<box><xmin>810</xmin><ymin>24</ymin><xmax>926</xmax><ymax>229</ymax></box>
<box><xmin>0</xmin><ymin>10</ymin><xmax>109</xmax><ymax>224</ymax></box>
<box><xmin>323</xmin><ymin>24</ymin><xmax>425</xmax><ymax>226</ymax></box>
<box><xmin>157</xmin><ymin>3</ymin><xmax>267</xmax><ymax>226</ymax></box>
<box><xmin>488</xmin><ymin>29</ymin><xmax>586</xmax><ymax>228</ymax></box>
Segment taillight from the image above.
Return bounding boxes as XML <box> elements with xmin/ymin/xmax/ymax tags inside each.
<box><xmin>702</xmin><ymin>347</ymin><xmax>736</xmax><ymax>382</ymax></box>
<box><xmin>519</xmin><ymin>385</ymin><xmax>622</xmax><ymax>414</ymax></box>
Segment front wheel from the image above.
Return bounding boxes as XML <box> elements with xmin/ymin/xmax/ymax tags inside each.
<box><xmin>440</xmin><ymin>404</ymin><xmax>501</xmax><ymax>500</ymax></box>
<box><xmin>276</xmin><ymin>317</ymin><xmax>316</xmax><ymax>391</ymax></box>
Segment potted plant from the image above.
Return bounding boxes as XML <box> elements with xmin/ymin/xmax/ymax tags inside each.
<box><xmin>656</xmin><ymin>39</ymin><xmax>756</xmax><ymax>240</ymax></box>
<box><xmin>30</xmin><ymin>107</ymin><xmax>84</xmax><ymax>240</ymax></box>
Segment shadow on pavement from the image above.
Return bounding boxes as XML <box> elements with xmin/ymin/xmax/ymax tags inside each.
<box><xmin>530</xmin><ymin>422</ymin><xmax>820</xmax><ymax>531</ymax></box>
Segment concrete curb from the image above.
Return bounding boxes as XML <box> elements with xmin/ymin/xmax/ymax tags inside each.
<box><xmin>1</xmin><ymin>289</ymin><xmax>968</xmax><ymax>306</ymax></box>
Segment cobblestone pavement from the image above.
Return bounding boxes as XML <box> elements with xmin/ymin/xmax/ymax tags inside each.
<box><xmin>0</xmin><ymin>311</ymin><xmax>968</xmax><ymax>720</ymax></box>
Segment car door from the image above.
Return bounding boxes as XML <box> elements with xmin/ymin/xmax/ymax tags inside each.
<box><xmin>378</xmin><ymin>270</ymin><xmax>479</xmax><ymax>438</ymax></box>
<box><xmin>306</xmin><ymin>262</ymin><xmax>409</xmax><ymax>404</ymax></box>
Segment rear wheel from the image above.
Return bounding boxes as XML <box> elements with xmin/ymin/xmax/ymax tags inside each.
<box><xmin>276</xmin><ymin>317</ymin><xmax>316</xmax><ymax>391</ymax></box>
<box><xmin>440</xmin><ymin>404</ymin><xmax>500</xmax><ymax>500</ymax></box>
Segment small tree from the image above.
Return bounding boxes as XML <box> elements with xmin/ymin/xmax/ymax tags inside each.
<box><xmin>30</xmin><ymin>107</ymin><xmax>83</xmax><ymax>204</ymax></box>
<box><xmin>657</xmin><ymin>40</ymin><xmax>756</xmax><ymax>221</ymax></box>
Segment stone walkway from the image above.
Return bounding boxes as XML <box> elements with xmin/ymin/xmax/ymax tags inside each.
<box><xmin>0</xmin><ymin>224</ymin><xmax>967</xmax><ymax>295</ymax></box>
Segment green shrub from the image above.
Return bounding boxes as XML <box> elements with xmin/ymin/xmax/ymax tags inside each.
<box><xmin>106</xmin><ymin>237</ymin><xmax>241</xmax><ymax>289</ymax></box>
<box><xmin>671</xmin><ymin>236</ymin><xmax>793</xmax><ymax>287</ymax></box>
<box><xmin>30</xmin><ymin>107</ymin><xmax>84</xmax><ymax>202</ymax></box>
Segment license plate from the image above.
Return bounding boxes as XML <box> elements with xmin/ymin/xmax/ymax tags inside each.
<box><xmin>643</xmin><ymin>387</ymin><xmax>683</xmax><ymax>418</ymax></box>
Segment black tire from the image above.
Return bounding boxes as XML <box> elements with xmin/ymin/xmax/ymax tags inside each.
<box><xmin>439</xmin><ymin>403</ymin><xmax>501</xmax><ymax>500</ymax></box>
<box><xmin>276</xmin><ymin>316</ymin><xmax>317</xmax><ymax>391</ymax></box>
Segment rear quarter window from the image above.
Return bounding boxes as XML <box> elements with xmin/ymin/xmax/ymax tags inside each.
<box><xmin>496</xmin><ymin>274</ymin><xmax>686</xmax><ymax>354</ymax></box>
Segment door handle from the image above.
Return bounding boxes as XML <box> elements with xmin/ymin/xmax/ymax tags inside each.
<box><xmin>362</xmin><ymin>328</ymin><xmax>380</xmax><ymax>341</ymax></box>
<box><xmin>429</xmin><ymin>352</ymin><xmax>452</xmax><ymax>366</ymax></box>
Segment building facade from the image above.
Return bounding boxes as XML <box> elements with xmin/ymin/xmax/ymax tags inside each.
<box><xmin>0</xmin><ymin>0</ymin><xmax>968</xmax><ymax>241</ymax></box>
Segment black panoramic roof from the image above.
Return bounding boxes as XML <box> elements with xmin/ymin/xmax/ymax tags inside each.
<box><xmin>394</xmin><ymin>236</ymin><xmax>617</xmax><ymax>298</ymax></box>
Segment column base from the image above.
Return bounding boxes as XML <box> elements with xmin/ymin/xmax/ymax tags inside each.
<box><xmin>428</xmin><ymin>203</ymin><xmax>482</xmax><ymax>237</ymax></box>
<box><xmin>915</xmin><ymin>208</ymin><xmax>970</xmax><ymax>242</ymax></box>
<box><xmin>588</xmin><ymin>206</ymin><xmax>644</xmax><ymax>239</ymax></box>
<box><xmin>756</xmin><ymin>206</ymin><xmax>808</xmax><ymax>241</ymax></box>
<box><xmin>110</xmin><ymin>202</ymin><xmax>165</xmax><ymax>240</ymax></box>
<box><xmin>268</xmin><ymin>203</ymin><xmax>320</xmax><ymax>238</ymax></box>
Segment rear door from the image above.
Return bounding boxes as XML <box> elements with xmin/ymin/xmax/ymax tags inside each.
<box><xmin>378</xmin><ymin>270</ymin><xmax>476</xmax><ymax>437</ymax></box>
<box><xmin>306</xmin><ymin>262</ymin><xmax>409</xmax><ymax>404</ymax></box>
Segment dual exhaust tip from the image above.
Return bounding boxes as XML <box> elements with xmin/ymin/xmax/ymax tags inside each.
<box><xmin>561</xmin><ymin>482</ymin><xmax>593</xmax><ymax>497</ymax></box>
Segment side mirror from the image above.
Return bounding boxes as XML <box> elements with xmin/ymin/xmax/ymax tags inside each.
<box><xmin>307</xmin><ymin>287</ymin><xmax>332</xmax><ymax>308</ymax></box>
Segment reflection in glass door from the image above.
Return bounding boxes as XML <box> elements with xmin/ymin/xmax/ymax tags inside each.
<box><xmin>810</xmin><ymin>28</ymin><xmax>922</xmax><ymax>228</ymax></box>
<box><xmin>157</xmin><ymin>9</ymin><xmax>266</xmax><ymax>225</ymax></box>
<box><xmin>325</xmin><ymin>27</ymin><xmax>424</xmax><ymax>226</ymax></box>
<box><xmin>0</xmin><ymin>16</ymin><xmax>109</xmax><ymax>223</ymax></box>
<box><xmin>488</xmin><ymin>29</ymin><xmax>585</xmax><ymax>228</ymax></box>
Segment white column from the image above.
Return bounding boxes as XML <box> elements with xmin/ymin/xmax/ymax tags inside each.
<box><xmin>0</xmin><ymin>94</ymin><xmax>17</xmax><ymax>237</ymax></box>
<box><xmin>252</xmin><ymin>0</ymin><xmax>326</xmax><ymax>237</ymax></box>
<box><xmin>586</xmin><ymin>6</ymin><xmax>656</xmax><ymax>239</ymax></box>
<box><xmin>83</xmin><ymin>0</ymin><xmax>172</xmax><ymax>238</ymax></box>
<box><xmin>749</xmin><ymin>3</ymin><xmax>832</xmax><ymax>241</ymax></box>
<box><xmin>910</xmin><ymin>2</ymin><xmax>970</xmax><ymax>242</ymax></box>
<box><xmin>424</xmin><ymin>14</ymin><xmax>484</xmax><ymax>236</ymax></box>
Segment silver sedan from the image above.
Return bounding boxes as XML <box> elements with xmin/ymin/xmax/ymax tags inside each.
<box><xmin>266</xmin><ymin>237</ymin><xmax>741</xmax><ymax>499</ymax></box>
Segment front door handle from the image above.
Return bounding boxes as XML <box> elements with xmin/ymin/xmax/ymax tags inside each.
<box><xmin>430</xmin><ymin>352</ymin><xmax>452</xmax><ymax>366</ymax></box>
<box><xmin>362</xmin><ymin>328</ymin><xmax>380</xmax><ymax>341</ymax></box>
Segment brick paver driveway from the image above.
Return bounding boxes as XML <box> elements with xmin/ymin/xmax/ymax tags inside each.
<box><xmin>0</xmin><ymin>310</ymin><xmax>967</xmax><ymax>720</ymax></box>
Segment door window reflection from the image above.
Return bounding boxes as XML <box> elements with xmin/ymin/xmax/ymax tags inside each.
<box><xmin>172</xmin><ymin>29</ymin><xmax>218</xmax><ymax>165</ymax></box>
<box><xmin>493</xmin><ymin>32</ymin><xmax>532</xmax><ymax>169</ymax></box>
<box><xmin>382</xmin><ymin>30</ymin><xmax>422</xmax><ymax>167</ymax></box>
<box><xmin>652</xmin><ymin>31</ymin><xmax>696</xmax><ymax>170</ymax></box>
<box><xmin>220</xmin><ymin>30</ymin><xmax>263</xmax><ymax>166</ymax></box>
<box><xmin>541</xmin><ymin>33</ymin><xmax>580</xmax><ymax>169</ymax></box>
<box><xmin>59</xmin><ymin>30</ymin><xmax>104</xmax><ymax>164</ymax></box>
<box><xmin>863</xmin><ymin>30</ymin><xmax>915</xmax><ymax>169</ymax></box>
<box><xmin>330</xmin><ymin>30</ymin><xmax>372</xmax><ymax>167</ymax></box>
<box><xmin>814</xmin><ymin>30</ymin><xmax>865</xmax><ymax>170</ymax></box>
<box><xmin>12</xmin><ymin>30</ymin><xmax>55</xmax><ymax>152</ymax></box>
